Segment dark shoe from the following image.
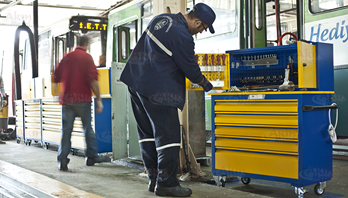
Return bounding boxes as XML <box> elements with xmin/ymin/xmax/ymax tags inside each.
<box><xmin>86</xmin><ymin>155</ymin><xmax>111</xmax><ymax>166</ymax></box>
<box><xmin>155</xmin><ymin>186</ymin><xmax>192</xmax><ymax>197</ymax></box>
<box><xmin>58</xmin><ymin>158</ymin><xmax>70</xmax><ymax>171</ymax></box>
<box><xmin>58</xmin><ymin>162</ymin><xmax>68</xmax><ymax>171</ymax></box>
<box><xmin>148</xmin><ymin>180</ymin><xmax>156</xmax><ymax>192</ymax></box>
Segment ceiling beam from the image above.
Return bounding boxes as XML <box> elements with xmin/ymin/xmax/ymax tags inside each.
<box><xmin>0</xmin><ymin>1</ymin><xmax>106</xmax><ymax>13</ymax></box>
<box><xmin>0</xmin><ymin>0</ymin><xmax>24</xmax><ymax>12</ymax></box>
<box><xmin>0</xmin><ymin>22</ymin><xmax>44</xmax><ymax>28</ymax></box>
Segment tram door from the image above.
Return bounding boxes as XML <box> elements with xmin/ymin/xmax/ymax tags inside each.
<box><xmin>112</xmin><ymin>19</ymin><xmax>141</xmax><ymax>160</ymax></box>
<box><xmin>109</xmin><ymin>0</ymin><xmax>155</xmax><ymax>160</ymax></box>
<box><xmin>244</xmin><ymin>0</ymin><xmax>267</xmax><ymax>48</ymax></box>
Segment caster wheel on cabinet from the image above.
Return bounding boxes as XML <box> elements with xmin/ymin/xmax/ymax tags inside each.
<box><xmin>213</xmin><ymin>176</ymin><xmax>226</xmax><ymax>187</ymax></box>
<box><xmin>71</xmin><ymin>149</ymin><xmax>78</xmax><ymax>155</ymax></box>
<box><xmin>241</xmin><ymin>177</ymin><xmax>251</xmax><ymax>185</ymax></box>
<box><xmin>314</xmin><ymin>183</ymin><xmax>325</xmax><ymax>195</ymax></box>
<box><xmin>220</xmin><ymin>178</ymin><xmax>226</xmax><ymax>187</ymax></box>
<box><xmin>42</xmin><ymin>142</ymin><xmax>49</xmax><ymax>149</ymax></box>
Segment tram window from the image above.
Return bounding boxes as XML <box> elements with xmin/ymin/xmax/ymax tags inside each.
<box><xmin>121</xmin><ymin>31</ymin><xmax>127</xmax><ymax>60</ymax></box>
<box><xmin>266</xmin><ymin>0</ymin><xmax>297</xmax><ymax>45</ymax></box>
<box><xmin>89</xmin><ymin>33</ymin><xmax>102</xmax><ymax>66</ymax></box>
<box><xmin>142</xmin><ymin>16</ymin><xmax>152</xmax><ymax>33</ymax></box>
<box><xmin>38</xmin><ymin>30</ymin><xmax>51</xmax><ymax>77</ymax></box>
<box><xmin>128</xmin><ymin>22</ymin><xmax>137</xmax><ymax>51</ymax></box>
<box><xmin>255</xmin><ymin>0</ymin><xmax>263</xmax><ymax>30</ymax></box>
<box><xmin>187</xmin><ymin>0</ymin><xmax>237</xmax><ymax>39</ymax></box>
<box><xmin>117</xmin><ymin>27</ymin><xmax>130</xmax><ymax>63</ymax></box>
<box><xmin>310</xmin><ymin>0</ymin><xmax>348</xmax><ymax>13</ymax></box>
<box><xmin>58</xmin><ymin>40</ymin><xmax>64</xmax><ymax>63</ymax></box>
<box><xmin>23</xmin><ymin>39</ymin><xmax>31</xmax><ymax>71</ymax></box>
<box><xmin>116</xmin><ymin>20</ymin><xmax>137</xmax><ymax>62</ymax></box>
<box><xmin>18</xmin><ymin>50</ymin><xmax>24</xmax><ymax>72</ymax></box>
<box><xmin>142</xmin><ymin>0</ymin><xmax>153</xmax><ymax>32</ymax></box>
<box><xmin>74</xmin><ymin>35</ymin><xmax>78</xmax><ymax>48</ymax></box>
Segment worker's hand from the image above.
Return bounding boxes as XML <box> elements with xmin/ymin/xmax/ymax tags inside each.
<box><xmin>198</xmin><ymin>75</ymin><xmax>213</xmax><ymax>92</ymax></box>
<box><xmin>96</xmin><ymin>99</ymin><xmax>103</xmax><ymax>113</ymax></box>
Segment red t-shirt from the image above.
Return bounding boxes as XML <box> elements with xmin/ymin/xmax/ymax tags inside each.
<box><xmin>54</xmin><ymin>47</ymin><xmax>98</xmax><ymax>104</ymax></box>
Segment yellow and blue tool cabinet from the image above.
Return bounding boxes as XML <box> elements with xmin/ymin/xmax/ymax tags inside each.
<box><xmin>210</xmin><ymin>41</ymin><xmax>336</xmax><ymax>196</ymax></box>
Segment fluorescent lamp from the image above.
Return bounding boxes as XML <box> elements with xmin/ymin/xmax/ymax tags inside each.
<box><xmin>22</xmin><ymin>0</ymin><xmax>34</xmax><ymax>4</ymax></box>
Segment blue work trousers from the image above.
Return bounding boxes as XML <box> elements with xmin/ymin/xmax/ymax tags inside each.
<box><xmin>129</xmin><ymin>87</ymin><xmax>181</xmax><ymax>188</ymax></box>
<box><xmin>57</xmin><ymin>103</ymin><xmax>98</xmax><ymax>164</ymax></box>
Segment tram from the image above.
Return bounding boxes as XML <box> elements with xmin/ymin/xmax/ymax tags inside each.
<box><xmin>14</xmin><ymin>15</ymin><xmax>112</xmax><ymax>153</ymax></box>
<box><xmin>14</xmin><ymin>0</ymin><xmax>348</xmax><ymax>161</ymax></box>
<box><xmin>106</xmin><ymin>0</ymin><xmax>348</xmax><ymax>147</ymax></box>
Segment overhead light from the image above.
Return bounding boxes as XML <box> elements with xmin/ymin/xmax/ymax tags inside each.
<box><xmin>22</xmin><ymin>0</ymin><xmax>35</xmax><ymax>4</ymax></box>
<box><xmin>0</xmin><ymin>14</ymin><xmax>6</xmax><ymax>18</ymax></box>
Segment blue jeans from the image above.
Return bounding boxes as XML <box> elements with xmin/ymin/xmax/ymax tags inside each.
<box><xmin>57</xmin><ymin>103</ymin><xmax>98</xmax><ymax>164</ymax></box>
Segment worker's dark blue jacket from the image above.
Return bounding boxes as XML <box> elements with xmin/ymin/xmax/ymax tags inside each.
<box><xmin>120</xmin><ymin>13</ymin><xmax>204</xmax><ymax>110</ymax></box>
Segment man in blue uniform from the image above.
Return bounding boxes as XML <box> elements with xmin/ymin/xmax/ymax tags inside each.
<box><xmin>120</xmin><ymin>3</ymin><xmax>215</xmax><ymax>197</ymax></box>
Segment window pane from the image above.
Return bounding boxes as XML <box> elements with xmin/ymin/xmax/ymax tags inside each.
<box><xmin>142</xmin><ymin>1</ymin><xmax>153</xmax><ymax>33</ymax></box>
<box><xmin>121</xmin><ymin>30</ymin><xmax>127</xmax><ymax>60</ymax></box>
<box><xmin>24</xmin><ymin>39</ymin><xmax>31</xmax><ymax>71</ymax></box>
<box><xmin>58</xmin><ymin>40</ymin><xmax>64</xmax><ymax>63</ymax></box>
<box><xmin>142</xmin><ymin>16</ymin><xmax>152</xmax><ymax>32</ymax></box>
<box><xmin>255</xmin><ymin>0</ymin><xmax>262</xmax><ymax>30</ymax></box>
<box><xmin>266</xmin><ymin>0</ymin><xmax>297</xmax><ymax>45</ymax></box>
<box><xmin>89</xmin><ymin>32</ymin><xmax>102</xmax><ymax>66</ymax></box>
<box><xmin>142</xmin><ymin>1</ymin><xmax>152</xmax><ymax>17</ymax></box>
<box><xmin>311</xmin><ymin>0</ymin><xmax>348</xmax><ymax>13</ymax></box>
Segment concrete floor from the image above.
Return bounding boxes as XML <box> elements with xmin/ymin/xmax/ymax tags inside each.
<box><xmin>0</xmin><ymin>140</ymin><xmax>347</xmax><ymax>198</ymax></box>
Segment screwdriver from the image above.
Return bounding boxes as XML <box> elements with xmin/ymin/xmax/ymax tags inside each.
<box><xmin>221</xmin><ymin>54</ymin><xmax>226</xmax><ymax>80</ymax></box>
<box><xmin>211</xmin><ymin>54</ymin><xmax>215</xmax><ymax>80</ymax></box>
<box><xmin>194</xmin><ymin>55</ymin><xmax>199</xmax><ymax>88</ymax></box>
<box><xmin>217</xmin><ymin>54</ymin><xmax>221</xmax><ymax>80</ymax></box>
<box><xmin>204</xmin><ymin>54</ymin><xmax>209</xmax><ymax>80</ymax></box>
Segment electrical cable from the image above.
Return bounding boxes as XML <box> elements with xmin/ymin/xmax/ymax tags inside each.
<box><xmin>328</xmin><ymin>103</ymin><xmax>338</xmax><ymax>143</ymax></box>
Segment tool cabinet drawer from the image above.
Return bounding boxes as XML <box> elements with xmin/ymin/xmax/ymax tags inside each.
<box><xmin>215</xmin><ymin>126</ymin><xmax>298</xmax><ymax>141</ymax></box>
<box><xmin>215</xmin><ymin>114</ymin><xmax>298</xmax><ymax>127</ymax></box>
<box><xmin>215</xmin><ymin>150</ymin><xmax>298</xmax><ymax>179</ymax></box>
<box><xmin>215</xmin><ymin>138</ymin><xmax>298</xmax><ymax>155</ymax></box>
<box><xmin>215</xmin><ymin>99</ymin><xmax>298</xmax><ymax>113</ymax></box>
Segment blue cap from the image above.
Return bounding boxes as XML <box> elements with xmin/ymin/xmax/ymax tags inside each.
<box><xmin>193</xmin><ymin>3</ymin><xmax>216</xmax><ymax>34</ymax></box>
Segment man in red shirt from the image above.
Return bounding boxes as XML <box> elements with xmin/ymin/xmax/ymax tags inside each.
<box><xmin>54</xmin><ymin>36</ymin><xmax>110</xmax><ymax>171</ymax></box>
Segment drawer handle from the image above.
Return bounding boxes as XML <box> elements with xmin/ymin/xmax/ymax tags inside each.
<box><xmin>302</xmin><ymin>104</ymin><xmax>338</xmax><ymax>111</ymax></box>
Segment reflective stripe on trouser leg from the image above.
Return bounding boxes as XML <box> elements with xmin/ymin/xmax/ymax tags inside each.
<box><xmin>128</xmin><ymin>87</ymin><xmax>181</xmax><ymax>187</ymax></box>
<box><xmin>129</xmin><ymin>88</ymin><xmax>158</xmax><ymax>181</ymax></box>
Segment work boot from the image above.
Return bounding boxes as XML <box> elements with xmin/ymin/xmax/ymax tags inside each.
<box><xmin>148</xmin><ymin>180</ymin><xmax>156</xmax><ymax>192</ymax></box>
<box><xmin>155</xmin><ymin>186</ymin><xmax>192</xmax><ymax>197</ymax></box>
<box><xmin>0</xmin><ymin>139</ymin><xmax>5</xmax><ymax>144</ymax></box>
<box><xmin>85</xmin><ymin>155</ymin><xmax>111</xmax><ymax>166</ymax></box>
